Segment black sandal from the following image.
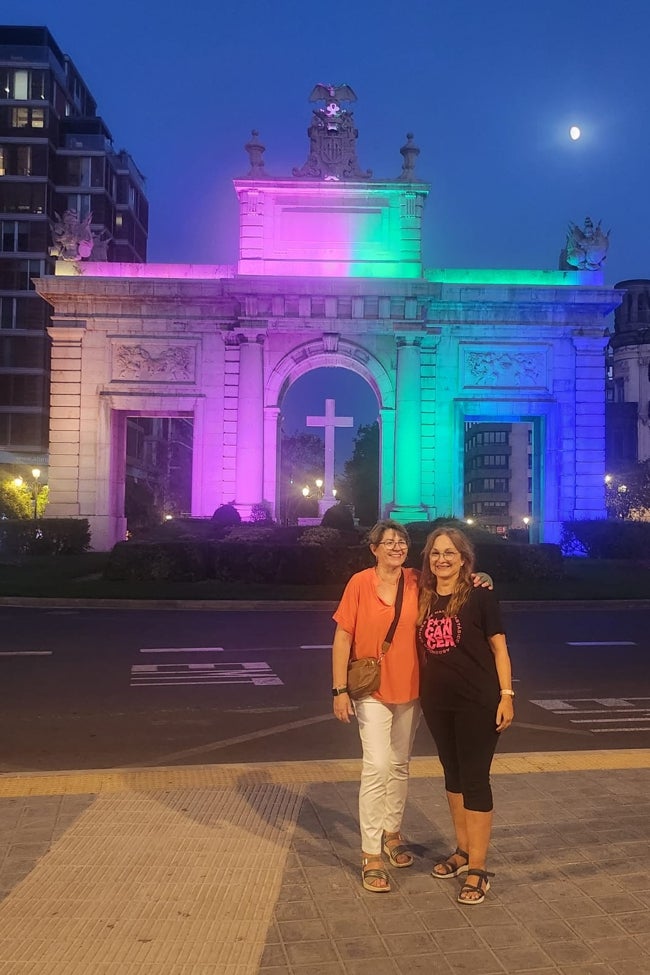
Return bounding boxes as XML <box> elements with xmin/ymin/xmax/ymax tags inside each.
<box><xmin>458</xmin><ymin>868</ymin><xmax>494</xmax><ymax>905</ymax></box>
<box><xmin>431</xmin><ymin>846</ymin><xmax>469</xmax><ymax>879</ymax></box>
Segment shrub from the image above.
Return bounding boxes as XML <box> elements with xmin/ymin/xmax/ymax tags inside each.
<box><xmin>250</xmin><ymin>502</ymin><xmax>273</xmax><ymax>523</ymax></box>
<box><xmin>562</xmin><ymin>519</ymin><xmax>650</xmax><ymax>559</ymax></box>
<box><xmin>211</xmin><ymin>503</ymin><xmax>241</xmax><ymax>527</ymax></box>
<box><xmin>321</xmin><ymin>502</ymin><xmax>355</xmax><ymax>531</ymax></box>
<box><xmin>104</xmin><ymin>541</ymin><xmax>210</xmax><ymax>582</ymax></box>
<box><xmin>298</xmin><ymin>526</ymin><xmax>347</xmax><ymax>546</ymax></box>
<box><xmin>207</xmin><ymin>541</ymin><xmax>370</xmax><ymax>585</ymax></box>
<box><xmin>0</xmin><ymin>518</ymin><xmax>90</xmax><ymax>556</ymax></box>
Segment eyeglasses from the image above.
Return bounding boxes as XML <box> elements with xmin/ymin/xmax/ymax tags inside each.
<box><xmin>378</xmin><ymin>539</ymin><xmax>408</xmax><ymax>550</ymax></box>
<box><xmin>430</xmin><ymin>550</ymin><xmax>460</xmax><ymax>561</ymax></box>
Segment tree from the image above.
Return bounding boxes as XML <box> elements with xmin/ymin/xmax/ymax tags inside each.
<box><xmin>279</xmin><ymin>431</ymin><xmax>325</xmax><ymax>522</ymax></box>
<box><xmin>606</xmin><ymin>460</ymin><xmax>650</xmax><ymax>520</ymax></box>
<box><xmin>340</xmin><ymin>421</ymin><xmax>379</xmax><ymax>526</ymax></box>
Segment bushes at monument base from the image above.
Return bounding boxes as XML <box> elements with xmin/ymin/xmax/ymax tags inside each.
<box><xmin>562</xmin><ymin>519</ymin><xmax>650</xmax><ymax>559</ymax></box>
<box><xmin>0</xmin><ymin>518</ymin><xmax>90</xmax><ymax>556</ymax></box>
<box><xmin>104</xmin><ymin>541</ymin><xmax>211</xmax><ymax>582</ymax></box>
<box><xmin>104</xmin><ymin>534</ymin><xmax>371</xmax><ymax>584</ymax></box>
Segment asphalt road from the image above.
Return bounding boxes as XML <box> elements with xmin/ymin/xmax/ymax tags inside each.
<box><xmin>1</xmin><ymin>604</ymin><xmax>648</xmax><ymax>772</ymax></box>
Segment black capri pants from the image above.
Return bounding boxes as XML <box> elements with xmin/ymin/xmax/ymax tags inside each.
<box><xmin>421</xmin><ymin>701</ymin><xmax>500</xmax><ymax>812</ymax></box>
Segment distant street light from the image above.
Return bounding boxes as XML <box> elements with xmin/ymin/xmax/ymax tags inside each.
<box><xmin>31</xmin><ymin>468</ymin><xmax>41</xmax><ymax>519</ymax></box>
<box><xmin>301</xmin><ymin>486</ymin><xmax>310</xmax><ymax>497</ymax></box>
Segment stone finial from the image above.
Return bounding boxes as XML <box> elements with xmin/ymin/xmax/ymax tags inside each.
<box><xmin>244</xmin><ymin>130</ymin><xmax>267</xmax><ymax>177</ymax></box>
<box><xmin>398</xmin><ymin>133</ymin><xmax>420</xmax><ymax>181</ymax></box>
<box><xmin>560</xmin><ymin>216</ymin><xmax>610</xmax><ymax>270</ymax></box>
<box><xmin>49</xmin><ymin>209</ymin><xmax>94</xmax><ymax>262</ymax></box>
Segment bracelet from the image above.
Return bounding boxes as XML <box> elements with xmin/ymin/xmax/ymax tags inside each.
<box><xmin>500</xmin><ymin>689</ymin><xmax>515</xmax><ymax>697</ymax></box>
<box><xmin>332</xmin><ymin>686</ymin><xmax>349</xmax><ymax>697</ymax></box>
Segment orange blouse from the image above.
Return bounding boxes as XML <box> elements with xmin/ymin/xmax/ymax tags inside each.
<box><xmin>333</xmin><ymin>567</ymin><xmax>420</xmax><ymax>704</ymax></box>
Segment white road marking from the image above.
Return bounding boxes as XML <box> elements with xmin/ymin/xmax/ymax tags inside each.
<box><xmin>566</xmin><ymin>641</ymin><xmax>636</xmax><ymax>646</ymax></box>
<box><xmin>0</xmin><ymin>651</ymin><xmax>52</xmax><ymax>656</ymax></box>
<box><xmin>301</xmin><ymin>644</ymin><xmax>330</xmax><ymax>649</ymax></box>
<box><xmin>130</xmin><ymin>660</ymin><xmax>283</xmax><ymax>688</ymax></box>
<box><xmin>531</xmin><ymin>696</ymin><xmax>650</xmax><ymax>736</ymax></box>
<box><xmin>143</xmin><ymin>713</ymin><xmax>334</xmax><ymax>766</ymax></box>
<box><xmin>139</xmin><ymin>647</ymin><xmax>225</xmax><ymax>653</ymax></box>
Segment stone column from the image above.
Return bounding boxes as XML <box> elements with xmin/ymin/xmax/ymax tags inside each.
<box><xmin>234</xmin><ymin>333</ymin><xmax>265</xmax><ymax>518</ymax></box>
<box><xmin>391</xmin><ymin>336</ymin><xmax>426</xmax><ymax>521</ymax></box>
<box><xmin>45</xmin><ymin>323</ymin><xmax>84</xmax><ymax>517</ymax></box>
<box><xmin>572</xmin><ymin>334</ymin><xmax>609</xmax><ymax>520</ymax></box>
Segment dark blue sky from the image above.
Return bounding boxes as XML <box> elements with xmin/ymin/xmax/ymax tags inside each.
<box><xmin>6</xmin><ymin>0</ymin><xmax>650</xmax><ymax>285</ymax></box>
<box><xmin>5</xmin><ymin>2</ymin><xmax>649</xmax><ymax>474</ymax></box>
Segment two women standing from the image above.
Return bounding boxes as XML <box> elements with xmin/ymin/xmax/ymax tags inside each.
<box><xmin>332</xmin><ymin>520</ymin><xmax>514</xmax><ymax>902</ymax></box>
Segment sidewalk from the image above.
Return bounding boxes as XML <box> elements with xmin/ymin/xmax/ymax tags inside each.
<box><xmin>0</xmin><ymin>750</ymin><xmax>649</xmax><ymax>974</ymax></box>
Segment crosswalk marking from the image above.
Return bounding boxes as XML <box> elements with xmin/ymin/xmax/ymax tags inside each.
<box><xmin>130</xmin><ymin>660</ymin><xmax>283</xmax><ymax>688</ymax></box>
<box><xmin>531</xmin><ymin>697</ymin><xmax>650</xmax><ymax>735</ymax></box>
<box><xmin>139</xmin><ymin>647</ymin><xmax>225</xmax><ymax>653</ymax></box>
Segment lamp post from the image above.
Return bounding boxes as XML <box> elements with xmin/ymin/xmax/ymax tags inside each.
<box><xmin>523</xmin><ymin>515</ymin><xmax>531</xmax><ymax>543</ymax></box>
<box><xmin>31</xmin><ymin>468</ymin><xmax>41</xmax><ymax>520</ymax></box>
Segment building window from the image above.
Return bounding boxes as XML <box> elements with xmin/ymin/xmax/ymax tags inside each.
<box><xmin>10</xmin><ymin>106</ymin><xmax>46</xmax><ymax>129</ymax></box>
<box><xmin>67</xmin><ymin>194</ymin><xmax>92</xmax><ymax>219</ymax></box>
<box><xmin>0</xmin><ymin>297</ymin><xmax>17</xmax><ymax>329</ymax></box>
<box><xmin>1</xmin><ymin>221</ymin><xmax>30</xmax><ymax>252</ymax></box>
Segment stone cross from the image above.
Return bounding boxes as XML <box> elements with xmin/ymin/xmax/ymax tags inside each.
<box><xmin>306</xmin><ymin>398</ymin><xmax>353</xmax><ymax>499</ymax></box>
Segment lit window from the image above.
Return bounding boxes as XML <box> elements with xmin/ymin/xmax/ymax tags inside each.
<box><xmin>14</xmin><ymin>70</ymin><xmax>29</xmax><ymax>100</ymax></box>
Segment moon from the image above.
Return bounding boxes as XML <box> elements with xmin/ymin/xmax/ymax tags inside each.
<box><xmin>569</xmin><ymin>125</ymin><xmax>581</xmax><ymax>141</ymax></box>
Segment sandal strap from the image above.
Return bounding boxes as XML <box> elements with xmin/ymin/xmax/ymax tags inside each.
<box><xmin>363</xmin><ymin>868</ymin><xmax>389</xmax><ymax>881</ymax></box>
<box><xmin>454</xmin><ymin>847</ymin><xmax>469</xmax><ymax>860</ymax></box>
<box><xmin>466</xmin><ymin>869</ymin><xmax>494</xmax><ymax>880</ymax></box>
<box><xmin>387</xmin><ymin>843</ymin><xmax>409</xmax><ymax>857</ymax></box>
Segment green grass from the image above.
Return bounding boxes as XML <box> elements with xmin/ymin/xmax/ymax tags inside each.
<box><xmin>0</xmin><ymin>553</ymin><xmax>649</xmax><ymax>601</ymax></box>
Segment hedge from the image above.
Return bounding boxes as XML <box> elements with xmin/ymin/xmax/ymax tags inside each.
<box><xmin>0</xmin><ymin>518</ymin><xmax>91</xmax><ymax>556</ymax></box>
<box><xmin>562</xmin><ymin>519</ymin><xmax>650</xmax><ymax>559</ymax></box>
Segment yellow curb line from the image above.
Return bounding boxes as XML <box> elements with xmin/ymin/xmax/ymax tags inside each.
<box><xmin>0</xmin><ymin>750</ymin><xmax>648</xmax><ymax>798</ymax></box>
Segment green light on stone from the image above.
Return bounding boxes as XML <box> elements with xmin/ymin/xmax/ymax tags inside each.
<box><xmin>425</xmin><ymin>268</ymin><xmax>603</xmax><ymax>287</ymax></box>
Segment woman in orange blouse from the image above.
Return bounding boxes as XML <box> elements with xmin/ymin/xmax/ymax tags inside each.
<box><xmin>332</xmin><ymin>519</ymin><xmax>489</xmax><ymax>893</ymax></box>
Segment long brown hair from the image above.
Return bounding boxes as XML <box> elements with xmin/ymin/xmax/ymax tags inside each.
<box><xmin>417</xmin><ymin>526</ymin><xmax>476</xmax><ymax>623</ymax></box>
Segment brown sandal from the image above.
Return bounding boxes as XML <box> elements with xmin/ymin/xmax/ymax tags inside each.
<box><xmin>382</xmin><ymin>832</ymin><xmax>414</xmax><ymax>868</ymax></box>
<box><xmin>361</xmin><ymin>855</ymin><xmax>391</xmax><ymax>892</ymax></box>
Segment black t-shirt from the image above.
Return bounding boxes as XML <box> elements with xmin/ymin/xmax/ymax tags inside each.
<box><xmin>418</xmin><ymin>587</ymin><xmax>504</xmax><ymax>710</ymax></box>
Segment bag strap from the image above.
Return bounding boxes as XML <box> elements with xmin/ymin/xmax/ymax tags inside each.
<box><xmin>380</xmin><ymin>571</ymin><xmax>405</xmax><ymax>657</ymax></box>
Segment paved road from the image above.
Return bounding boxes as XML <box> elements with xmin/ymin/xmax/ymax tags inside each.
<box><xmin>1</xmin><ymin>604</ymin><xmax>648</xmax><ymax>771</ymax></box>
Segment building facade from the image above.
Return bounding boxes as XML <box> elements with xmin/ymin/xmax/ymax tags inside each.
<box><xmin>607</xmin><ymin>279</ymin><xmax>650</xmax><ymax>471</ymax></box>
<box><xmin>34</xmin><ymin>86</ymin><xmax>622</xmax><ymax>550</ymax></box>
<box><xmin>0</xmin><ymin>25</ymin><xmax>148</xmax><ymax>470</ymax></box>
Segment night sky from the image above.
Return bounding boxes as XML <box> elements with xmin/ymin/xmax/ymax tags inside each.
<box><xmin>5</xmin><ymin>1</ymin><xmax>649</xmax><ymax>468</ymax></box>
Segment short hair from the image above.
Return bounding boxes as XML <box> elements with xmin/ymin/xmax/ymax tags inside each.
<box><xmin>367</xmin><ymin>519</ymin><xmax>410</xmax><ymax>548</ymax></box>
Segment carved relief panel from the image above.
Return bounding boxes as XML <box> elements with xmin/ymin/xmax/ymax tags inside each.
<box><xmin>110</xmin><ymin>341</ymin><xmax>197</xmax><ymax>383</ymax></box>
<box><xmin>461</xmin><ymin>345</ymin><xmax>549</xmax><ymax>390</ymax></box>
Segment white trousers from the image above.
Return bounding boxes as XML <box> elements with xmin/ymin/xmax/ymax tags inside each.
<box><xmin>354</xmin><ymin>697</ymin><xmax>421</xmax><ymax>855</ymax></box>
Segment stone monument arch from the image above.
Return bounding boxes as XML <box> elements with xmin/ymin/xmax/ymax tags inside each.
<box><xmin>36</xmin><ymin>86</ymin><xmax>622</xmax><ymax>549</ymax></box>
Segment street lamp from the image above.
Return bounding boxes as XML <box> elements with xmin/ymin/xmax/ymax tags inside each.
<box><xmin>301</xmin><ymin>486</ymin><xmax>310</xmax><ymax>498</ymax></box>
<box><xmin>31</xmin><ymin>468</ymin><xmax>41</xmax><ymax>520</ymax></box>
<box><xmin>522</xmin><ymin>515</ymin><xmax>531</xmax><ymax>542</ymax></box>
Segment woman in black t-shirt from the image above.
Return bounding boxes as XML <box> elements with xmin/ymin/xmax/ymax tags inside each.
<box><xmin>417</xmin><ymin>526</ymin><xmax>514</xmax><ymax>905</ymax></box>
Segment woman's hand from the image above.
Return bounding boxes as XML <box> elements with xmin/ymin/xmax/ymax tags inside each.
<box><xmin>471</xmin><ymin>572</ymin><xmax>493</xmax><ymax>589</ymax></box>
<box><xmin>333</xmin><ymin>692</ymin><xmax>354</xmax><ymax>723</ymax></box>
<box><xmin>496</xmin><ymin>697</ymin><xmax>514</xmax><ymax>732</ymax></box>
